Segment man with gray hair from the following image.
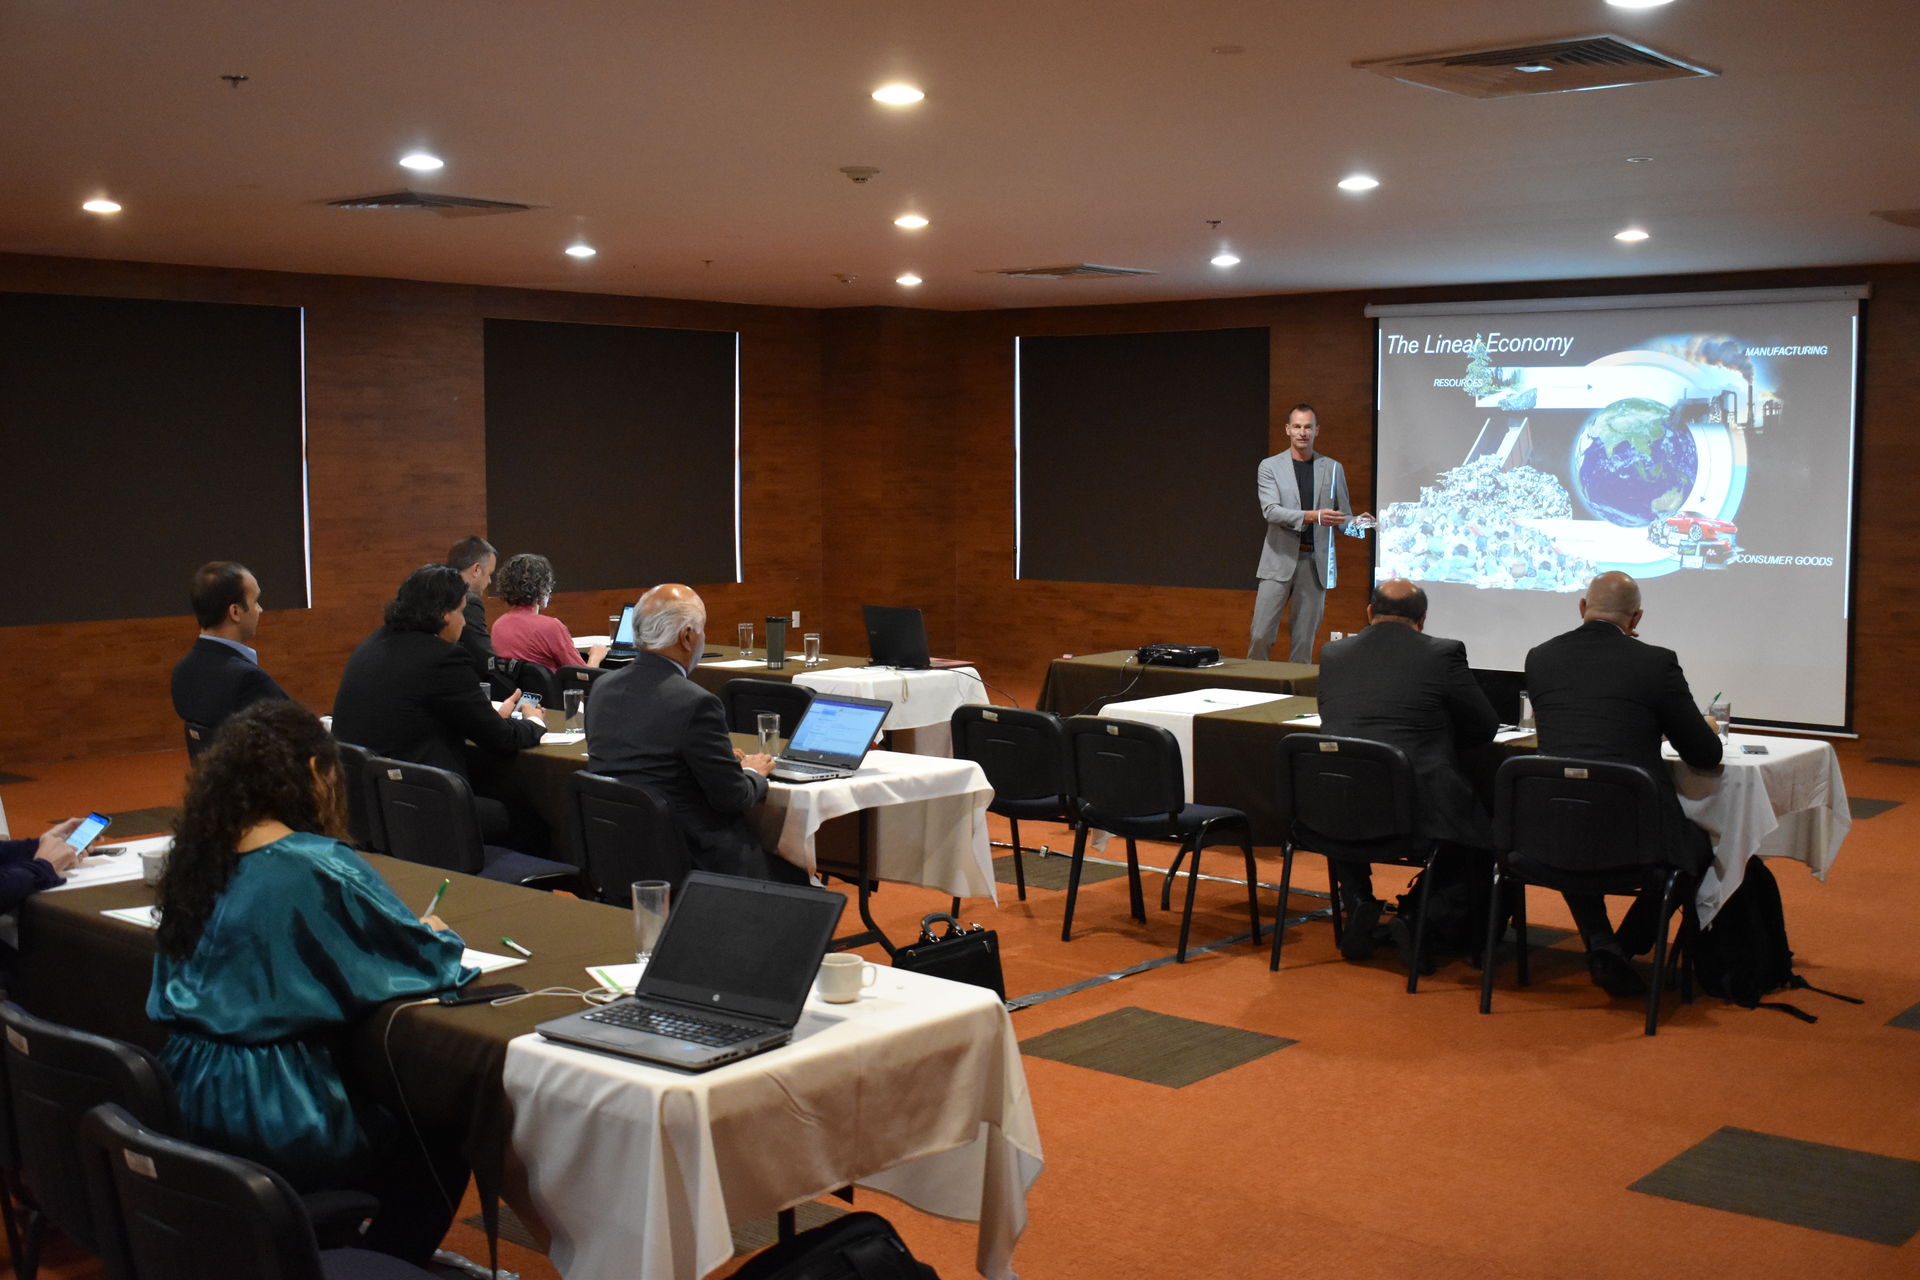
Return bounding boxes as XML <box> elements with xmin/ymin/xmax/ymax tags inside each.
<box><xmin>584</xmin><ymin>584</ymin><xmax>792</xmax><ymax>881</ymax></box>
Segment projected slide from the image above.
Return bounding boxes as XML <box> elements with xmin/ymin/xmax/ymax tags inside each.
<box><xmin>1373</xmin><ymin>290</ymin><xmax>1859</xmax><ymax>730</ymax></box>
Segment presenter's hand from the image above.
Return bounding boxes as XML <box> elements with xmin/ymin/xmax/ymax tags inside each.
<box><xmin>586</xmin><ymin>643</ymin><xmax>610</xmax><ymax>667</ymax></box>
<box><xmin>1308</xmin><ymin>508</ymin><xmax>1347</xmax><ymax>527</ymax></box>
<box><xmin>742</xmin><ymin>753</ymin><xmax>775</xmax><ymax>777</ymax></box>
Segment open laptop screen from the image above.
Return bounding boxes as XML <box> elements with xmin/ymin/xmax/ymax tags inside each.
<box><xmin>640</xmin><ymin>875</ymin><xmax>838</xmax><ymax>1018</ymax></box>
<box><xmin>789</xmin><ymin>697</ymin><xmax>890</xmax><ymax>759</ymax></box>
<box><xmin>612</xmin><ymin>603</ymin><xmax>636</xmax><ymax>649</ymax></box>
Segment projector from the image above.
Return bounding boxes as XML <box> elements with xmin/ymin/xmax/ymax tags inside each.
<box><xmin>1134</xmin><ymin>643</ymin><xmax>1220</xmax><ymax>668</ymax></box>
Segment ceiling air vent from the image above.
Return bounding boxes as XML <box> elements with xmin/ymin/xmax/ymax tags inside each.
<box><xmin>323</xmin><ymin>190</ymin><xmax>535</xmax><ymax>218</ymax></box>
<box><xmin>1354</xmin><ymin>34</ymin><xmax>1716</xmax><ymax>98</ymax></box>
<box><xmin>982</xmin><ymin>263</ymin><xmax>1157</xmax><ymax>280</ymax></box>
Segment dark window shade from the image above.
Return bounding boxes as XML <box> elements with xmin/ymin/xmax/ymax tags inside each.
<box><xmin>1017</xmin><ymin>327</ymin><xmax>1269</xmax><ymax>589</ymax></box>
<box><xmin>483</xmin><ymin>319</ymin><xmax>737</xmax><ymax>590</ymax></box>
<box><xmin>0</xmin><ymin>293</ymin><xmax>307</xmax><ymax>627</ymax></box>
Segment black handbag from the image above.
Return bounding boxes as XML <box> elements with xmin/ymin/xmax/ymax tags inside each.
<box><xmin>892</xmin><ymin>912</ymin><xmax>1005</xmax><ymax>1000</ymax></box>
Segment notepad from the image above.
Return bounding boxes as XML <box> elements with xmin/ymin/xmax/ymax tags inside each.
<box><xmin>540</xmin><ymin>730</ymin><xmax>586</xmax><ymax>744</ymax></box>
<box><xmin>102</xmin><ymin>906</ymin><xmax>161</xmax><ymax>928</ymax></box>
<box><xmin>586</xmin><ymin>962</ymin><xmax>646</xmax><ymax>994</ymax></box>
<box><xmin>462</xmin><ymin>949</ymin><xmax>526</xmax><ymax>974</ymax></box>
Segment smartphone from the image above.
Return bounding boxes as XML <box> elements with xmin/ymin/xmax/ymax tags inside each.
<box><xmin>519</xmin><ymin>692</ymin><xmax>542</xmax><ymax>709</ymax></box>
<box><xmin>438</xmin><ymin>982</ymin><xmax>527</xmax><ymax>1006</ymax></box>
<box><xmin>1742</xmin><ymin>744</ymin><xmax>1770</xmax><ymax>755</ymax></box>
<box><xmin>67</xmin><ymin>812</ymin><xmax>111</xmax><ymax>850</ymax></box>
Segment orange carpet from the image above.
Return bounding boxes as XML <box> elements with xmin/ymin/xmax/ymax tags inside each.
<box><xmin>5</xmin><ymin>713</ymin><xmax>1918</xmax><ymax>1278</ymax></box>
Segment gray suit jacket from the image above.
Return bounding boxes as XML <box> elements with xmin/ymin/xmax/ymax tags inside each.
<box><xmin>1317</xmin><ymin>622</ymin><xmax>1499</xmax><ymax>847</ymax></box>
<box><xmin>1256</xmin><ymin>452</ymin><xmax>1350</xmax><ymax>586</ymax></box>
<box><xmin>583</xmin><ymin>651</ymin><xmax>777</xmax><ymax>880</ymax></box>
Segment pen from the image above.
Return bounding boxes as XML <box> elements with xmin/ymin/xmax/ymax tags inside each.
<box><xmin>423</xmin><ymin>878</ymin><xmax>450</xmax><ymax>918</ymax></box>
<box><xmin>501</xmin><ymin>936</ymin><xmax>533</xmax><ymax>958</ymax></box>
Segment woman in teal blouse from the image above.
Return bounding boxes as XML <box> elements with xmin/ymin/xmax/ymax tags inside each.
<box><xmin>150</xmin><ymin>699</ymin><xmax>475</xmax><ymax>1262</ymax></box>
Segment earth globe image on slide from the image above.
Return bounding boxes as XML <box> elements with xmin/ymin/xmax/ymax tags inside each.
<box><xmin>1572</xmin><ymin>397</ymin><xmax>1700</xmax><ymax>528</ymax></box>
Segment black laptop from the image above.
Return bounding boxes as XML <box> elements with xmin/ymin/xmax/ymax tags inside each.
<box><xmin>862</xmin><ymin>604</ymin><xmax>971</xmax><ymax>670</ymax></box>
<box><xmin>607</xmin><ymin>603</ymin><xmax>638</xmax><ymax>657</ymax></box>
<box><xmin>535</xmin><ymin>872</ymin><xmax>845</xmax><ymax>1071</ymax></box>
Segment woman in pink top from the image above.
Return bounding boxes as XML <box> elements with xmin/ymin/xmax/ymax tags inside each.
<box><xmin>490</xmin><ymin>553</ymin><xmax>609</xmax><ymax>671</ymax></box>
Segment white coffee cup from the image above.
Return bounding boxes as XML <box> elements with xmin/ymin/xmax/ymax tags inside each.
<box><xmin>140</xmin><ymin>847</ymin><xmax>168</xmax><ymax>886</ymax></box>
<box><xmin>817</xmin><ymin>952</ymin><xmax>878</xmax><ymax>1003</ymax></box>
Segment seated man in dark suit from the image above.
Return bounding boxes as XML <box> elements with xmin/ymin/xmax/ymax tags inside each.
<box><xmin>331</xmin><ymin>564</ymin><xmax>546</xmax><ymax>841</ymax></box>
<box><xmin>584</xmin><ymin>583</ymin><xmax>794</xmax><ymax>882</ymax></box>
<box><xmin>1525</xmin><ymin>571</ymin><xmax>1723</xmax><ymax>997</ymax></box>
<box><xmin>447</xmin><ymin>535</ymin><xmax>498</xmax><ymax>678</ymax></box>
<box><xmin>170</xmin><ymin>561</ymin><xmax>291</xmax><ymax>737</ymax></box>
<box><xmin>1317</xmin><ymin>579</ymin><xmax>1499</xmax><ymax>966</ymax></box>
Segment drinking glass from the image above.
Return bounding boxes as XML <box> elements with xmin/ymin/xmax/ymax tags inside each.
<box><xmin>1710</xmin><ymin>697</ymin><xmax>1732</xmax><ymax>742</ymax></box>
<box><xmin>803</xmin><ymin>633</ymin><xmax>821</xmax><ymax>666</ymax></box>
<box><xmin>563</xmin><ymin>686</ymin><xmax>586</xmax><ymax>730</ymax></box>
<box><xmin>737</xmin><ymin>622</ymin><xmax>754</xmax><ymax>658</ymax></box>
<box><xmin>757</xmin><ymin>711</ymin><xmax>781</xmax><ymax>750</ymax></box>
<box><xmin>1518</xmin><ymin>690</ymin><xmax>1535</xmax><ymax>733</ymax></box>
<box><xmin>632</xmin><ymin>880</ymin><xmax>671</xmax><ymax>963</ymax></box>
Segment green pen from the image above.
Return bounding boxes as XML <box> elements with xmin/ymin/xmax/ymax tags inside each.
<box><xmin>501</xmin><ymin>936</ymin><xmax>533</xmax><ymax>958</ymax></box>
<box><xmin>423</xmin><ymin>878</ymin><xmax>450</xmax><ymax>918</ymax></box>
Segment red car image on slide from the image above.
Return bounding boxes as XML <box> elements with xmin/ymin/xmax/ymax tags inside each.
<box><xmin>1651</xmin><ymin>510</ymin><xmax>1738</xmax><ymax>546</ymax></box>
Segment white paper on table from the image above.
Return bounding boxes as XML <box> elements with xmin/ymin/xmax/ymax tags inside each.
<box><xmin>587</xmin><ymin>962</ymin><xmax>645</xmax><ymax>994</ymax></box>
<box><xmin>702</xmin><ymin>658</ymin><xmax>767</xmax><ymax>669</ymax></box>
<box><xmin>1494</xmin><ymin>727</ymin><xmax>1536</xmax><ymax>743</ymax></box>
<box><xmin>1287</xmin><ymin>713</ymin><xmax>1322</xmax><ymax>726</ymax></box>
<box><xmin>46</xmin><ymin>834</ymin><xmax>170</xmax><ymax>893</ymax></box>
<box><xmin>102</xmin><ymin>906</ymin><xmax>160</xmax><ymax>928</ymax></box>
<box><xmin>540</xmin><ymin>730</ymin><xmax>586</xmax><ymax>745</ymax></box>
<box><xmin>462</xmin><ymin>949</ymin><xmax>527</xmax><ymax>974</ymax></box>
<box><xmin>573</xmin><ymin>635</ymin><xmax>612</xmax><ymax>649</ymax></box>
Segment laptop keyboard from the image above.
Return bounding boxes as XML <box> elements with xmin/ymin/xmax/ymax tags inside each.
<box><xmin>584</xmin><ymin>1002</ymin><xmax>762</xmax><ymax>1047</ymax></box>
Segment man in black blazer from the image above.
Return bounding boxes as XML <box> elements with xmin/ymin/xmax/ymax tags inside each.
<box><xmin>332</xmin><ymin>564</ymin><xmax>545</xmax><ymax>840</ymax></box>
<box><xmin>1524</xmin><ymin>571</ymin><xmax>1723</xmax><ymax>996</ymax></box>
<box><xmin>1318</xmin><ymin>579</ymin><xmax>1499</xmax><ymax>962</ymax></box>
<box><xmin>170</xmin><ymin>562</ymin><xmax>290</xmax><ymax>741</ymax></box>
<box><xmin>585</xmin><ymin>583</ymin><xmax>793</xmax><ymax>882</ymax></box>
<box><xmin>447</xmin><ymin>535</ymin><xmax>498</xmax><ymax>677</ymax></box>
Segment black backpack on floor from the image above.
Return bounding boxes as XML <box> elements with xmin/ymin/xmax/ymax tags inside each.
<box><xmin>1690</xmin><ymin>860</ymin><xmax>1860</xmax><ymax>1022</ymax></box>
<box><xmin>732</xmin><ymin>1211</ymin><xmax>940</xmax><ymax>1280</ymax></box>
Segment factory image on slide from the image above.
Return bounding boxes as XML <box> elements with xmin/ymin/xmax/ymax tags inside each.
<box><xmin>1377</xmin><ymin>334</ymin><xmax>1782</xmax><ymax>591</ymax></box>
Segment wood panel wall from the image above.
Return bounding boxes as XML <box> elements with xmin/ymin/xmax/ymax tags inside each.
<box><xmin>5</xmin><ymin>253</ymin><xmax>1918</xmax><ymax>765</ymax></box>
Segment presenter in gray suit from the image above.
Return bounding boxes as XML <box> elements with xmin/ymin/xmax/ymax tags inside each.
<box><xmin>584</xmin><ymin>583</ymin><xmax>797</xmax><ymax>882</ymax></box>
<box><xmin>1249</xmin><ymin>404</ymin><xmax>1362</xmax><ymax>663</ymax></box>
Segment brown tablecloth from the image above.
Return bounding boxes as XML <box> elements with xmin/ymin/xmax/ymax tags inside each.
<box><xmin>11</xmin><ymin>855</ymin><xmax>631</xmax><ymax>1236</ymax></box>
<box><xmin>1035</xmin><ymin>650</ymin><xmax>1319</xmax><ymax>717</ymax></box>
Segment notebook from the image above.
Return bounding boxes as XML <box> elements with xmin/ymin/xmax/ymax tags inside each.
<box><xmin>535</xmin><ymin>872</ymin><xmax>845</xmax><ymax>1071</ymax></box>
<box><xmin>769</xmin><ymin>693</ymin><xmax>892</xmax><ymax>783</ymax></box>
<box><xmin>861</xmin><ymin>604</ymin><xmax>972</xmax><ymax>670</ymax></box>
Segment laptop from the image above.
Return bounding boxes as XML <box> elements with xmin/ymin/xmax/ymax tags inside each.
<box><xmin>770</xmin><ymin>693</ymin><xmax>892</xmax><ymax>783</ymax></box>
<box><xmin>861</xmin><ymin>604</ymin><xmax>972</xmax><ymax>670</ymax></box>
<box><xmin>535</xmin><ymin>871</ymin><xmax>845</xmax><ymax>1071</ymax></box>
<box><xmin>607</xmin><ymin>603</ymin><xmax>638</xmax><ymax>657</ymax></box>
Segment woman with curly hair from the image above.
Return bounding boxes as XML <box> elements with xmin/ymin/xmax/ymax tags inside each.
<box><xmin>149</xmin><ymin>698</ymin><xmax>474</xmax><ymax>1264</ymax></box>
<box><xmin>490</xmin><ymin>552</ymin><xmax>609</xmax><ymax>671</ymax></box>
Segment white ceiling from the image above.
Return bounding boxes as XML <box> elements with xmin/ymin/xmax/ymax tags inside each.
<box><xmin>3</xmin><ymin>0</ymin><xmax>1916</xmax><ymax>310</ymax></box>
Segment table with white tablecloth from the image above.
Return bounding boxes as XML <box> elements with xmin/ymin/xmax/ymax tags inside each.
<box><xmin>792</xmin><ymin>665</ymin><xmax>987</xmax><ymax>756</ymax></box>
<box><xmin>1098</xmin><ymin>687</ymin><xmax>1296</xmax><ymax>798</ymax></box>
<box><xmin>504</xmin><ymin>966</ymin><xmax>1044</xmax><ymax>1280</ymax></box>
<box><xmin>758</xmin><ymin>749</ymin><xmax>998</xmax><ymax>904</ymax></box>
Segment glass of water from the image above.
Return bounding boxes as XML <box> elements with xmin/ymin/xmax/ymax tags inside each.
<box><xmin>737</xmin><ymin>622</ymin><xmax>753</xmax><ymax>658</ymax></box>
<box><xmin>1518</xmin><ymin>690</ymin><xmax>1535</xmax><ymax>733</ymax></box>
<box><xmin>563</xmin><ymin>686</ymin><xmax>586</xmax><ymax>730</ymax></box>
<box><xmin>632</xmin><ymin>880</ymin><xmax>671</xmax><ymax>963</ymax></box>
<box><xmin>1710</xmin><ymin>697</ymin><xmax>1732</xmax><ymax>742</ymax></box>
<box><xmin>803</xmin><ymin>632</ymin><xmax>821</xmax><ymax>666</ymax></box>
<box><xmin>756</xmin><ymin>711</ymin><xmax>781</xmax><ymax>750</ymax></box>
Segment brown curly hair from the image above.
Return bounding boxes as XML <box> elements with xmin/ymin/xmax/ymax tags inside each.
<box><xmin>494</xmin><ymin>553</ymin><xmax>556</xmax><ymax>608</ymax></box>
<box><xmin>157</xmin><ymin>700</ymin><xmax>349</xmax><ymax>961</ymax></box>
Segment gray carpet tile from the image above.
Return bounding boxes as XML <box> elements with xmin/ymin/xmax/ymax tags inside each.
<box><xmin>731</xmin><ymin>1199</ymin><xmax>848</xmax><ymax>1255</ymax></box>
<box><xmin>1848</xmin><ymin>796</ymin><xmax>1902</xmax><ymax>820</ymax></box>
<box><xmin>1020</xmin><ymin>1005</ymin><xmax>1294</xmax><ymax>1088</ymax></box>
<box><xmin>996</xmin><ymin>851</ymin><xmax>1128</xmax><ymax>891</ymax></box>
<box><xmin>1630</xmin><ymin>1126</ymin><xmax>1920</xmax><ymax>1245</ymax></box>
<box><xmin>1888</xmin><ymin>1001</ymin><xmax>1920</xmax><ymax>1031</ymax></box>
<box><xmin>0</xmin><ymin>771</ymin><xmax>33</xmax><ymax>785</ymax></box>
<box><xmin>1868</xmin><ymin>756</ymin><xmax>1920</xmax><ymax>768</ymax></box>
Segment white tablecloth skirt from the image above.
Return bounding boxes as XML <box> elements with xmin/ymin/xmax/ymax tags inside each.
<box><xmin>794</xmin><ymin>666</ymin><xmax>987</xmax><ymax>755</ymax></box>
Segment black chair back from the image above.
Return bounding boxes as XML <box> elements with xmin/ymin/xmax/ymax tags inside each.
<box><xmin>720</xmin><ymin>678</ymin><xmax>814</xmax><ymax>737</ymax></box>
<box><xmin>1065</xmin><ymin>717</ymin><xmax>1184</xmax><ymax>822</ymax></box>
<box><xmin>1277</xmin><ymin>734</ymin><xmax>1419</xmax><ymax>855</ymax></box>
<box><xmin>569</xmin><ymin>772</ymin><xmax>694</xmax><ymax>903</ymax></box>
<box><xmin>182</xmin><ymin>721</ymin><xmax>215</xmax><ymax>761</ymax></box>
<box><xmin>1494</xmin><ymin>756</ymin><xmax>1662</xmax><ymax>880</ymax></box>
<box><xmin>554</xmin><ymin>664</ymin><xmax>609</xmax><ymax>699</ymax></box>
<box><xmin>362</xmin><ymin>756</ymin><xmax>486</xmax><ymax>876</ymax></box>
<box><xmin>485</xmin><ymin>655</ymin><xmax>555</xmax><ymax>705</ymax></box>
<box><xmin>952</xmin><ymin>705</ymin><xmax>1071</xmax><ymax>806</ymax></box>
<box><xmin>331</xmin><ymin>741</ymin><xmax>383</xmax><ymax>853</ymax></box>
<box><xmin>0</xmin><ymin>1004</ymin><xmax>175</xmax><ymax>1261</ymax></box>
<box><xmin>82</xmin><ymin>1103</ymin><xmax>383</xmax><ymax>1280</ymax></box>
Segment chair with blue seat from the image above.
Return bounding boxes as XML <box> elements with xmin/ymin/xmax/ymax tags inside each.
<box><xmin>1481</xmin><ymin>755</ymin><xmax>1687</xmax><ymax>1036</ymax></box>
<box><xmin>362</xmin><ymin>756</ymin><xmax>582</xmax><ymax>892</ymax></box>
<box><xmin>1269</xmin><ymin>733</ymin><xmax>1447</xmax><ymax>992</ymax></box>
<box><xmin>1060</xmin><ymin>717</ymin><xmax>1261</xmax><ymax>962</ymax></box>
<box><xmin>951</xmin><ymin>704</ymin><xmax>1078</xmax><ymax>901</ymax></box>
<box><xmin>81</xmin><ymin>1103</ymin><xmax>437</xmax><ymax>1280</ymax></box>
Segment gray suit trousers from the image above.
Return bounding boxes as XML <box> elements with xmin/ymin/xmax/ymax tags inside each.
<box><xmin>1248</xmin><ymin>556</ymin><xmax>1324</xmax><ymax>663</ymax></box>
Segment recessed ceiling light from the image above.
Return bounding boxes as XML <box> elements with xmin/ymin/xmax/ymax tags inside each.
<box><xmin>1614</xmin><ymin>228</ymin><xmax>1650</xmax><ymax>242</ymax></box>
<box><xmin>893</xmin><ymin>214</ymin><xmax>929</xmax><ymax>229</ymax></box>
<box><xmin>1211</xmin><ymin>253</ymin><xmax>1241</xmax><ymax>267</ymax></box>
<box><xmin>871</xmin><ymin>84</ymin><xmax>924</xmax><ymax>106</ymax></box>
<box><xmin>398</xmin><ymin>152</ymin><xmax>444</xmax><ymax>171</ymax></box>
<box><xmin>565</xmin><ymin>244</ymin><xmax>597</xmax><ymax>259</ymax></box>
<box><xmin>1607</xmin><ymin>0</ymin><xmax>1675</xmax><ymax>8</ymax></box>
<box><xmin>896</xmin><ymin>273</ymin><xmax>922</xmax><ymax>286</ymax></box>
<box><xmin>1337</xmin><ymin>174</ymin><xmax>1380</xmax><ymax>192</ymax></box>
<box><xmin>81</xmin><ymin>198</ymin><xmax>122</xmax><ymax>214</ymax></box>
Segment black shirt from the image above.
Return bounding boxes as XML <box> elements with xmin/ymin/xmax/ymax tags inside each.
<box><xmin>1293</xmin><ymin>456</ymin><xmax>1317</xmax><ymax>549</ymax></box>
